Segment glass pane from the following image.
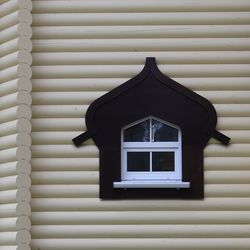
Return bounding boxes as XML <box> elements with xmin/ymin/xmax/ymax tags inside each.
<box><xmin>152</xmin><ymin>152</ymin><xmax>175</xmax><ymax>171</ymax></box>
<box><xmin>127</xmin><ymin>152</ymin><xmax>150</xmax><ymax>171</ymax></box>
<box><xmin>124</xmin><ymin>119</ymin><xmax>150</xmax><ymax>142</ymax></box>
<box><xmin>152</xmin><ymin>119</ymin><xmax>178</xmax><ymax>141</ymax></box>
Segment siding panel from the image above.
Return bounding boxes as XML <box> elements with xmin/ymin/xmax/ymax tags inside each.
<box><xmin>31</xmin><ymin>0</ymin><xmax>250</xmax><ymax>250</ymax></box>
<box><xmin>0</xmin><ymin>0</ymin><xmax>32</xmax><ymax>249</ymax></box>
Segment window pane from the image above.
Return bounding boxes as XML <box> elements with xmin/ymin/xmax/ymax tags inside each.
<box><xmin>152</xmin><ymin>119</ymin><xmax>178</xmax><ymax>141</ymax></box>
<box><xmin>152</xmin><ymin>152</ymin><xmax>175</xmax><ymax>171</ymax></box>
<box><xmin>124</xmin><ymin>119</ymin><xmax>150</xmax><ymax>142</ymax></box>
<box><xmin>127</xmin><ymin>152</ymin><xmax>150</xmax><ymax>171</ymax></box>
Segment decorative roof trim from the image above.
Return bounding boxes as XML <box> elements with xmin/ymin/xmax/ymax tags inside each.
<box><xmin>73</xmin><ymin>57</ymin><xmax>230</xmax><ymax>146</ymax></box>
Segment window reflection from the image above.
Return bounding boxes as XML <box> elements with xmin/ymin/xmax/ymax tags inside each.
<box><xmin>124</xmin><ymin>119</ymin><xmax>150</xmax><ymax>142</ymax></box>
<box><xmin>152</xmin><ymin>119</ymin><xmax>178</xmax><ymax>141</ymax></box>
<box><xmin>127</xmin><ymin>152</ymin><xmax>150</xmax><ymax>171</ymax></box>
<box><xmin>152</xmin><ymin>152</ymin><xmax>175</xmax><ymax>171</ymax></box>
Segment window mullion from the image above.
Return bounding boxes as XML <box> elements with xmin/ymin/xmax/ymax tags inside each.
<box><xmin>151</xmin><ymin>118</ymin><xmax>154</xmax><ymax>142</ymax></box>
<box><xmin>150</xmin><ymin>151</ymin><xmax>152</xmax><ymax>172</ymax></box>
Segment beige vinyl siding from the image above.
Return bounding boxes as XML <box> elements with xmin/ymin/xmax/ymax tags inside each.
<box><xmin>30</xmin><ymin>0</ymin><xmax>250</xmax><ymax>249</ymax></box>
<box><xmin>0</xmin><ymin>0</ymin><xmax>32</xmax><ymax>249</ymax></box>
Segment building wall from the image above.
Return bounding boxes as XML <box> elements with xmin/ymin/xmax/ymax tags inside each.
<box><xmin>5</xmin><ymin>0</ymin><xmax>250</xmax><ymax>249</ymax></box>
<box><xmin>0</xmin><ymin>0</ymin><xmax>32</xmax><ymax>249</ymax></box>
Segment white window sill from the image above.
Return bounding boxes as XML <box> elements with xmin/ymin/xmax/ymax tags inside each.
<box><xmin>113</xmin><ymin>180</ymin><xmax>190</xmax><ymax>189</ymax></box>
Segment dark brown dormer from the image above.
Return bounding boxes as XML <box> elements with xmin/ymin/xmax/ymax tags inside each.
<box><xmin>73</xmin><ymin>57</ymin><xmax>230</xmax><ymax>199</ymax></box>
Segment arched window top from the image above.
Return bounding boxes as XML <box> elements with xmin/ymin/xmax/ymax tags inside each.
<box><xmin>123</xmin><ymin>116</ymin><xmax>180</xmax><ymax>143</ymax></box>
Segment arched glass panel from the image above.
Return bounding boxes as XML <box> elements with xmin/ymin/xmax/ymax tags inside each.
<box><xmin>152</xmin><ymin>119</ymin><xmax>178</xmax><ymax>142</ymax></box>
<box><xmin>123</xmin><ymin>119</ymin><xmax>150</xmax><ymax>142</ymax></box>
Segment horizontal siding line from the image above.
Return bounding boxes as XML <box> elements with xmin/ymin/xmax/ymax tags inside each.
<box><xmin>199</xmin><ymin>91</ymin><xmax>250</xmax><ymax>104</ymax></box>
<box><xmin>204</xmin><ymin>144</ymin><xmax>250</xmax><ymax>157</ymax></box>
<box><xmin>31</xmin><ymin>77</ymin><xmax>250</xmax><ymax>91</ymax></box>
<box><xmin>31</xmin><ymin>105</ymin><xmax>88</xmax><ymax>118</ymax></box>
<box><xmin>31</xmin><ymin>184</ymin><xmax>98</xmax><ymax>198</ymax></box>
<box><xmin>30</xmin><ymin>238</ymin><xmax>250</xmax><ymax>250</ymax></box>
<box><xmin>32</xmin><ymin>0</ymin><xmax>250</xmax><ymax>13</ymax></box>
<box><xmin>205</xmin><ymin>157</ymin><xmax>250</xmax><ymax>170</ymax></box>
<box><xmin>30</xmin><ymin>224</ymin><xmax>250</xmax><ymax>238</ymax></box>
<box><xmin>206</xmin><ymin>184</ymin><xmax>250</xmax><ymax>197</ymax></box>
<box><xmin>31</xmin><ymin>38</ymin><xmax>250</xmax><ymax>52</ymax></box>
<box><xmin>31</xmin><ymin>171</ymin><xmax>99</xmax><ymax>185</ymax></box>
<box><xmin>31</xmin><ymin>118</ymin><xmax>86</xmax><ymax>131</ymax></box>
<box><xmin>217</xmin><ymin>117</ymin><xmax>250</xmax><ymax>130</ymax></box>
<box><xmin>30</xmin><ymin>184</ymin><xmax>250</xmax><ymax>198</ymax></box>
<box><xmin>30</xmin><ymin>91</ymin><xmax>250</xmax><ymax>104</ymax></box>
<box><xmin>31</xmin><ymin>197</ymin><xmax>250</xmax><ymax>211</ymax></box>
<box><xmin>214</xmin><ymin>104</ymin><xmax>250</xmax><ymax>116</ymax></box>
<box><xmin>31</xmin><ymin>51</ymin><xmax>250</xmax><ymax>65</ymax></box>
<box><xmin>30</xmin><ymin>158</ymin><xmax>99</xmax><ymax>171</ymax></box>
<box><xmin>31</xmin><ymin>91</ymin><xmax>104</xmax><ymax>105</ymax></box>
<box><xmin>205</xmin><ymin>171</ymin><xmax>250</xmax><ymax>184</ymax></box>
<box><xmin>31</xmin><ymin>65</ymin><xmax>250</xmax><ymax>78</ymax></box>
<box><xmin>31</xmin><ymin>145</ymin><xmax>98</xmax><ymax>158</ymax></box>
<box><xmin>30</xmin><ymin>211</ymin><xmax>250</xmax><ymax>225</ymax></box>
<box><xmin>32</xmin><ymin>25</ymin><xmax>250</xmax><ymax>39</ymax></box>
<box><xmin>31</xmin><ymin>12</ymin><xmax>250</xmax><ymax>26</ymax></box>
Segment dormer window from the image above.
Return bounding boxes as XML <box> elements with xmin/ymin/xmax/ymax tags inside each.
<box><xmin>113</xmin><ymin>117</ymin><xmax>190</xmax><ymax>188</ymax></box>
<box><xmin>73</xmin><ymin>57</ymin><xmax>230</xmax><ymax>199</ymax></box>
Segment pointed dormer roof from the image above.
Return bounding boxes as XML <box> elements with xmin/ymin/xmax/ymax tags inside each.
<box><xmin>73</xmin><ymin>57</ymin><xmax>230</xmax><ymax>147</ymax></box>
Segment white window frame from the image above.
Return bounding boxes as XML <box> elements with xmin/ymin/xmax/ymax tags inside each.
<box><xmin>123</xmin><ymin>148</ymin><xmax>180</xmax><ymax>180</ymax></box>
<box><xmin>113</xmin><ymin>116</ymin><xmax>190</xmax><ymax>188</ymax></box>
